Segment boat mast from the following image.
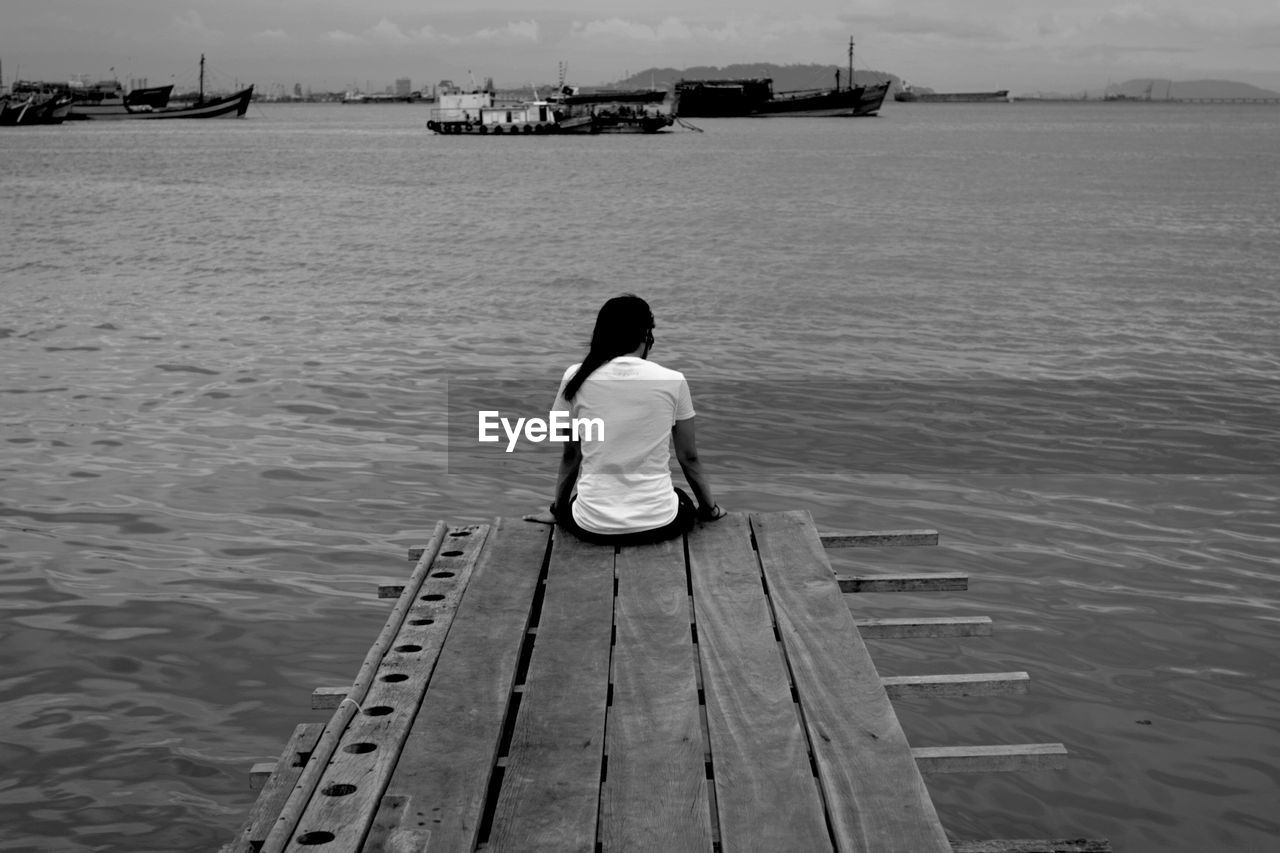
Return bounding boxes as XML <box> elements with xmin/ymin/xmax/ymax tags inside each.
<box><xmin>199</xmin><ymin>53</ymin><xmax>205</xmax><ymax>104</ymax></box>
<box><xmin>848</xmin><ymin>37</ymin><xmax>855</xmax><ymax>91</ymax></box>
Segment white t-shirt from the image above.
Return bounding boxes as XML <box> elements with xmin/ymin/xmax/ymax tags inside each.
<box><xmin>552</xmin><ymin>357</ymin><xmax>695</xmax><ymax>534</ymax></box>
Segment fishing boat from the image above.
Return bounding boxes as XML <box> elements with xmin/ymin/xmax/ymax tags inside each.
<box><xmin>550</xmin><ymin>88</ymin><xmax>673</xmax><ymax>134</ymax></box>
<box><xmin>852</xmin><ymin>80</ymin><xmax>891</xmax><ymax>116</ymax></box>
<box><xmin>676</xmin><ymin>37</ymin><xmax>886</xmax><ymax>118</ymax></box>
<box><xmin>75</xmin><ymin>56</ymin><xmax>252</xmax><ymax>120</ymax></box>
<box><xmin>0</xmin><ymin>92</ymin><xmax>73</xmax><ymax>125</ymax></box>
<box><xmin>672</xmin><ymin>78</ymin><xmax>774</xmax><ymax>117</ymax></box>
<box><xmin>66</xmin><ymin>81</ymin><xmax>174</xmax><ymax>119</ymax></box>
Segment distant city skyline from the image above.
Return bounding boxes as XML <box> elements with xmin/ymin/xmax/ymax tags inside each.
<box><xmin>6</xmin><ymin>1</ymin><xmax>1280</xmax><ymax>96</ymax></box>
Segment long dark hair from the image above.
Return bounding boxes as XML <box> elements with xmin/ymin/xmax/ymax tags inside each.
<box><xmin>562</xmin><ymin>294</ymin><xmax>655</xmax><ymax>401</ymax></box>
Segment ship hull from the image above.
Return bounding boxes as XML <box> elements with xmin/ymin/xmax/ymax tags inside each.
<box><xmin>895</xmin><ymin>90</ymin><xmax>1009</xmax><ymax>103</ymax></box>
<box><xmin>676</xmin><ymin>78</ymin><xmax>889</xmax><ymax>118</ymax></box>
<box><xmin>81</xmin><ymin>87</ymin><xmax>253</xmax><ymax>119</ymax></box>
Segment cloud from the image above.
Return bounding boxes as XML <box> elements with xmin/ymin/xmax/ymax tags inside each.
<box><xmin>368</xmin><ymin>17</ymin><xmax>413</xmax><ymax>44</ymax></box>
<box><xmin>171</xmin><ymin>10</ymin><xmax>221</xmax><ymax>41</ymax></box>
<box><xmin>471</xmin><ymin>20</ymin><xmax>540</xmax><ymax>42</ymax></box>
<box><xmin>566</xmin><ymin>15</ymin><xmax>834</xmax><ymax>46</ymax></box>
<box><xmin>252</xmin><ymin>29</ymin><xmax>291</xmax><ymax>43</ymax></box>
<box><xmin>320</xmin><ymin>18</ymin><xmax>539</xmax><ymax>47</ymax></box>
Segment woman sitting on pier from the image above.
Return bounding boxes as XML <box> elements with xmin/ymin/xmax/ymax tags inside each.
<box><xmin>526</xmin><ymin>294</ymin><xmax>725</xmax><ymax>545</ymax></box>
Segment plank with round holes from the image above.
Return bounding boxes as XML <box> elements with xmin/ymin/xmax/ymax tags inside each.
<box><xmin>277</xmin><ymin>524</ymin><xmax>490</xmax><ymax>852</ymax></box>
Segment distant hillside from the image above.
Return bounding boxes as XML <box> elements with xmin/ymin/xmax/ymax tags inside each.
<box><xmin>1105</xmin><ymin>78</ymin><xmax>1280</xmax><ymax>100</ymax></box>
<box><xmin>610</xmin><ymin>63</ymin><xmax>899</xmax><ymax>94</ymax></box>
<box><xmin>1025</xmin><ymin>78</ymin><xmax>1280</xmax><ymax>101</ymax></box>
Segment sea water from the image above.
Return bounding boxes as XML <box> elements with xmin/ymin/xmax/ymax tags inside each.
<box><xmin>2</xmin><ymin>101</ymin><xmax>1278</xmax><ymax>852</ymax></box>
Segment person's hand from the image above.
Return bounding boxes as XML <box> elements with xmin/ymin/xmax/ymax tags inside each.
<box><xmin>698</xmin><ymin>504</ymin><xmax>727</xmax><ymax>522</ymax></box>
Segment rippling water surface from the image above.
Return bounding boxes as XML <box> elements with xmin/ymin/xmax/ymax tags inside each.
<box><xmin>2</xmin><ymin>102</ymin><xmax>1278</xmax><ymax>852</ymax></box>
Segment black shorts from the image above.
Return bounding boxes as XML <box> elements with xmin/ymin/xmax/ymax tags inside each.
<box><xmin>557</xmin><ymin>488</ymin><xmax>697</xmax><ymax>547</ymax></box>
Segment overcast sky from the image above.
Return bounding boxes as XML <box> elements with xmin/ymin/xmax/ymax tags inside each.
<box><xmin>6</xmin><ymin>1</ymin><xmax>1280</xmax><ymax>95</ymax></box>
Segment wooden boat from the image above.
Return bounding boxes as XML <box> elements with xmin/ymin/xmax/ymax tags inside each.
<box><xmin>751</xmin><ymin>82</ymin><xmax>867</xmax><ymax>117</ymax></box>
<box><xmin>75</xmin><ymin>56</ymin><xmax>252</xmax><ymax>120</ymax></box>
<box><xmin>853</xmin><ymin>80</ymin><xmax>891</xmax><ymax>116</ymax></box>
<box><xmin>551</xmin><ymin>88</ymin><xmax>673</xmax><ymax>134</ymax></box>
<box><xmin>672</xmin><ymin>77</ymin><xmax>774</xmax><ymax>117</ymax></box>
<box><xmin>84</xmin><ymin>86</ymin><xmax>253</xmax><ymax>120</ymax></box>
<box><xmin>0</xmin><ymin>93</ymin><xmax>73</xmax><ymax>125</ymax></box>
<box><xmin>677</xmin><ymin>37</ymin><xmax>887</xmax><ymax>118</ymax></box>
<box><xmin>66</xmin><ymin>81</ymin><xmax>174</xmax><ymax>119</ymax></box>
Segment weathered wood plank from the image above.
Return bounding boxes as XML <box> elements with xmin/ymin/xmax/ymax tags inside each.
<box><xmin>821</xmin><ymin>529</ymin><xmax>940</xmax><ymax>548</ymax></box>
<box><xmin>273</xmin><ymin>524</ymin><xmax>489</xmax><ymax>853</ymax></box>
<box><xmin>951</xmin><ymin>840</ymin><xmax>1111</xmax><ymax>852</ymax></box>
<box><xmin>374</xmin><ymin>519</ymin><xmax>550</xmax><ymax>852</ymax></box>
<box><xmin>226</xmin><ymin>723</ymin><xmax>325</xmax><ymax>853</ymax></box>
<box><xmin>250</xmin><ymin>762</ymin><xmax>276</xmax><ymax>791</ymax></box>
<box><xmin>855</xmin><ymin>616</ymin><xmax>993</xmax><ymax>639</ymax></box>
<box><xmin>751</xmin><ymin>510</ymin><xmax>952</xmax><ymax>853</ymax></box>
<box><xmin>837</xmin><ymin>572</ymin><xmax>969</xmax><ymax>593</ymax></box>
<box><xmin>363</xmin><ymin>795</ymin><xmax>430</xmax><ymax>853</ymax></box>
<box><xmin>882</xmin><ymin>672</ymin><xmax>1030</xmax><ymax>699</ymax></box>
<box><xmin>687</xmin><ymin>514</ymin><xmax>832</xmax><ymax>853</ymax></box>
<box><xmin>912</xmin><ymin>743</ymin><xmax>1069</xmax><ymax>774</ymax></box>
<box><xmin>258</xmin><ymin>520</ymin><xmax>453</xmax><ymax>853</ymax></box>
<box><xmin>600</xmin><ymin>536</ymin><xmax>713</xmax><ymax>852</ymax></box>
<box><xmin>486</xmin><ymin>529</ymin><xmax>615</xmax><ymax>852</ymax></box>
<box><xmin>311</xmin><ymin>686</ymin><xmax>348</xmax><ymax>710</ymax></box>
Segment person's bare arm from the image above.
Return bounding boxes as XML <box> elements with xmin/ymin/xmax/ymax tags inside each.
<box><xmin>673</xmin><ymin>416</ymin><xmax>723</xmax><ymax>519</ymax></box>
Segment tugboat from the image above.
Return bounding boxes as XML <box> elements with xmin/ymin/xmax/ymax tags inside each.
<box><xmin>426</xmin><ymin>75</ymin><xmax>673</xmax><ymax>135</ymax></box>
<box><xmin>425</xmin><ymin>81</ymin><xmax>559</xmax><ymax>134</ymax></box>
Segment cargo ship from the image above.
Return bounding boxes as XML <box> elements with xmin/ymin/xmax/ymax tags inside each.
<box><xmin>674</xmin><ymin>37</ymin><xmax>889</xmax><ymax>118</ymax></box>
<box><xmin>894</xmin><ymin>86</ymin><xmax>1009</xmax><ymax>103</ymax></box>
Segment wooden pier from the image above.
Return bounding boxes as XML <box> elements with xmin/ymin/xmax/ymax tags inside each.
<box><xmin>226</xmin><ymin>510</ymin><xmax>1109</xmax><ymax>852</ymax></box>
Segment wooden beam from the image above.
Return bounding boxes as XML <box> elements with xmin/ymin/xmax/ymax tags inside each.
<box><xmin>421</xmin><ymin>530</ymin><xmax>944</xmax><ymax>558</ymax></box>
<box><xmin>311</xmin><ymin>686</ymin><xmax>348</xmax><ymax>710</ymax></box>
<box><xmin>486</xmin><ymin>530</ymin><xmax>617</xmax><ymax>851</ymax></box>
<box><xmin>257</xmin><ymin>522</ymin><xmax>477</xmax><ymax>853</ymax></box>
<box><xmin>380</xmin><ymin>520</ymin><xmax>551</xmax><ymax>851</ymax></box>
<box><xmin>249</xmin><ymin>762</ymin><xmax>276</xmax><ymax>791</ymax></box>
<box><xmin>883</xmin><ymin>672</ymin><xmax>1029</xmax><ymax>698</ymax></box>
<box><xmin>821</xmin><ymin>529</ymin><xmax>939</xmax><ymax>548</ymax></box>
<box><xmin>688</xmin><ymin>514</ymin><xmax>837</xmax><ymax>851</ymax></box>
<box><xmin>913</xmin><ymin>743</ymin><xmax>1068</xmax><ymax>774</ymax></box>
<box><xmin>600</xmin><ymin>537</ymin><xmax>712</xmax><ymax>849</ymax></box>
<box><xmin>837</xmin><ymin>572</ymin><xmax>968</xmax><ymax>593</ymax></box>
<box><xmin>952</xmin><ymin>840</ymin><xmax>1111</xmax><ymax>852</ymax></box>
<box><xmin>227</xmin><ymin>723</ymin><xmax>325</xmax><ymax>852</ymax></box>
<box><xmin>854</xmin><ymin>616</ymin><xmax>992</xmax><ymax>639</ymax></box>
<box><xmin>750</xmin><ymin>511</ymin><xmax>952</xmax><ymax>852</ymax></box>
